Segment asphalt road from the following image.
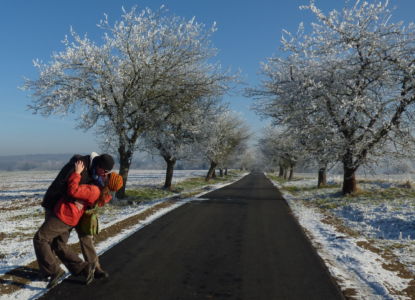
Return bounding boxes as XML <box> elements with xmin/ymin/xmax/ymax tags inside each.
<box><xmin>40</xmin><ymin>172</ymin><xmax>344</xmax><ymax>300</ymax></box>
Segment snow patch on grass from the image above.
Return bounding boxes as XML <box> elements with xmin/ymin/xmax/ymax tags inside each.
<box><xmin>269</xmin><ymin>173</ymin><xmax>415</xmax><ymax>300</ymax></box>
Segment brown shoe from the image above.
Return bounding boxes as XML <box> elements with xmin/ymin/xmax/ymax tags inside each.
<box><xmin>82</xmin><ymin>263</ymin><xmax>95</xmax><ymax>285</ymax></box>
<box><xmin>47</xmin><ymin>269</ymin><xmax>65</xmax><ymax>289</ymax></box>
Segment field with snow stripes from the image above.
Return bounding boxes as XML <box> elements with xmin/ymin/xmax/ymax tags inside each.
<box><xmin>272</xmin><ymin>173</ymin><xmax>415</xmax><ymax>300</ymax></box>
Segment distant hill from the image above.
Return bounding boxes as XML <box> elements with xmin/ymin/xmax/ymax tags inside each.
<box><xmin>0</xmin><ymin>153</ymin><xmax>208</xmax><ymax>171</ymax></box>
<box><xmin>0</xmin><ymin>154</ymin><xmax>75</xmax><ymax>171</ymax></box>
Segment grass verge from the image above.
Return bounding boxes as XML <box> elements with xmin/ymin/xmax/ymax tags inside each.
<box><xmin>125</xmin><ymin>170</ymin><xmax>242</xmax><ymax>203</ymax></box>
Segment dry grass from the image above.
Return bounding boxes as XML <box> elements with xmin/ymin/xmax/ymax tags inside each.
<box><xmin>320</xmin><ymin>213</ymin><xmax>360</xmax><ymax>238</ymax></box>
<box><xmin>0</xmin><ymin>232</ymin><xmax>6</xmax><ymax>242</ymax></box>
<box><xmin>7</xmin><ymin>211</ymin><xmax>44</xmax><ymax>222</ymax></box>
<box><xmin>320</xmin><ymin>211</ymin><xmax>415</xmax><ymax>299</ymax></box>
<box><xmin>357</xmin><ymin>240</ymin><xmax>415</xmax><ymax>298</ymax></box>
<box><xmin>1</xmin><ymin>201</ymin><xmax>41</xmax><ymax>211</ymax></box>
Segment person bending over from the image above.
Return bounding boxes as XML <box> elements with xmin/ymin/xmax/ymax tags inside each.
<box><xmin>34</xmin><ymin>160</ymin><xmax>123</xmax><ymax>288</ymax></box>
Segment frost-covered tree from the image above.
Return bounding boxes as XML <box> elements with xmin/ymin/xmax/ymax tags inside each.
<box><xmin>251</xmin><ymin>55</ymin><xmax>340</xmax><ymax>186</ymax></box>
<box><xmin>252</xmin><ymin>0</ymin><xmax>415</xmax><ymax>194</ymax></box>
<box><xmin>23</xmin><ymin>7</ymin><xmax>231</xmax><ymax>197</ymax></box>
<box><xmin>238</xmin><ymin>147</ymin><xmax>257</xmax><ymax>171</ymax></box>
<box><xmin>257</xmin><ymin>128</ymin><xmax>281</xmax><ymax>173</ymax></box>
<box><xmin>142</xmin><ymin>97</ymin><xmax>220</xmax><ymax>189</ymax></box>
<box><xmin>218</xmin><ymin>138</ymin><xmax>250</xmax><ymax>176</ymax></box>
<box><xmin>258</xmin><ymin>126</ymin><xmax>305</xmax><ymax>180</ymax></box>
<box><xmin>201</xmin><ymin>111</ymin><xmax>250</xmax><ymax>181</ymax></box>
<box><xmin>290</xmin><ymin>124</ymin><xmax>340</xmax><ymax>187</ymax></box>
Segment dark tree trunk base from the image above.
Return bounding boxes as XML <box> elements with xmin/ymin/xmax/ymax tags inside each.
<box><xmin>163</xmin><ymin>156</ymin><xmax>176</xmax><ymax>190</ymax></box>
<box><xmin>318</xmin><ymin>168</ymin><xmax>327</xmax><ymax>188</ymax></box>
<box><xmin>288</xmin><ymin>165</ymin><xmax>294</xmax><ymax>181</ymax></box>
<box><xmin>206</xmin><ymin>162</ymin><xmax>217</xmax><ymax>181</ymax></box>
<box><xmin>116</xmin><ymin>146</ymin><xmax>133</xmax><ymax>199</ymax></box>
<box><xmin>342</xmin><ymin>167</ymin><xmax>357</xmax><ymax>195</ymax></box>
<box><xmin>279</xmin><ymin>165</ymin><xmax>284</xmax><ymax>177</ymax></box>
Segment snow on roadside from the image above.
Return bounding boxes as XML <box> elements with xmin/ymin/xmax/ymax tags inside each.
<box><xmin>269</xmin><ymin>175</ymin><xmax>414</xmax><ymax>300</ymax></box>
<box><xmin>0</xmin><ymin>171</ymin><xmax>248</xmax><ymax>300</ymax></box>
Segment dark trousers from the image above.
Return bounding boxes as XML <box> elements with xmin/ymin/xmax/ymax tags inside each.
<box><xmin>45</xmin><ymin>210</ymin><xmax>101</xmax><ymax>271</ymax></box>
<box><xmin>75</xmin><ymin>227</ymin><xmax>101</xmax><ymax>269</ymax></box>
<box><xmin>33</xmin><ymin>215</ymin><xmax>87</xmax><ymax>276</ymax></box>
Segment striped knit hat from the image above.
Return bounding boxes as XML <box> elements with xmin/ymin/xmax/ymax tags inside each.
<box><xmin>107</xmin><ymin>172</ymin><xmax>123</xmax><ymax>191</ymax></box>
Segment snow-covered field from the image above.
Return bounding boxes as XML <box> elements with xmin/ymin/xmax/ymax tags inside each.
<box><xmin>0</xmin><ymin>169</ymin><xmax>207</xmax><ymax>276</ymax></box>
<box><xmin>3</xmin><ymin>170</ymin><xmax>415</xmax><ymax>299</ymax></box>
<box><xmin>272</xmin><ymin>173</ymin><xmax>415</xmax><ymax>300</ymax></box>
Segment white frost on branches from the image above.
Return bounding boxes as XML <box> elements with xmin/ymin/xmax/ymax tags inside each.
<box><xmin>200</xmin><ymin>110</ymin><xmax>250</xmax><ymax>179</ymax></box>
<box><xmin>23</xmin><ymin>6</ymin><xmax>233</xmax><ymax>195</ymax></box>
<box><xmin>251</xmin><ymin>0</ymin><xmax>415</xmax><ymax>193</ymax></box>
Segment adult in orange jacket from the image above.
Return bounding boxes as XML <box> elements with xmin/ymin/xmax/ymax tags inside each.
<box><xmin>33</xmin><ymin>161</ymin><xmax>123</xmax><ymax>289</ymax></box>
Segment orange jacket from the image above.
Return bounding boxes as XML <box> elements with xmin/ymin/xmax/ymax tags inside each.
<box><xmin>54</xmin><ymin>172</ymin><xmax>111</xmax><ymax>226</ymax></box>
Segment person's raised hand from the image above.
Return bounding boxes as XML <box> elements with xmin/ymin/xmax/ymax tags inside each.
<box><xmin>75</xmin><ymin>160</ymin><xmax>85</xmax><ymax>174</ymax></box>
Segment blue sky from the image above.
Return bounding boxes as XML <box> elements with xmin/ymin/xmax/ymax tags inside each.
<box><xmin>1</xmin><ymin>0</ymin><xmax>415</xmax><ymax>156</ymax></box>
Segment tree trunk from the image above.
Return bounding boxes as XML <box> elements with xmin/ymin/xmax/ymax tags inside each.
<box><xmin>342</xmin><ymin>151</ymin><xmax>357</xmax><ymax>194</ymax></box>
<box><xmin>116</xmin><ymin>144</ymin><xmax>133</xmax><ymax>199</ymax></box>
<box><xmin>206</xmin><ymin>161</ymin><xmax>217</xmax><ymax>181</ymax></box>
<box><xmin>288</xmin><ymin>164</ymin><xmax>294</xmax><ymax>180</ymax></box>
<box><xmin>283</xmin><ymin>168</ymin><xmax>288</xmax><ymax>180</ymax></box>
<box><xmin>163</xmin><ymin>156</ymin><xmax>176</xmax><ymax>190</ymax></box>
<box><xmin>219</xmin><ymin>168</ymin><xmax>224</xmax><ymax>177</ymax></box>
<box><xmin>224</xmin><ymin>168</ymin><xmax>228</xmax><ymax>176</ymax></box>
<box><xmin>317</xmin><ymin>167</ymin><xmax>327</xmax><ymax>188</ymax></box>
<box><xmin>342</xmin><ymin>166</ymin><xmax>357</xmax><ymax>194</ymax></box>
<box><xmin>278</xmin><ymin>164</ymin><xmax>284</xmax><ymax>177</ymax></box>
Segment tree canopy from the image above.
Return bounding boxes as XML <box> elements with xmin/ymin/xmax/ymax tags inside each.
<box><xmin>24</xmin><ymin>6</ymin><xmax>233</xmax><ymax>196</ymax></box>
<box><xmin>251</xmin><ymin>0</ymin><xmax>415</xmax><ymax>193</ymax></box>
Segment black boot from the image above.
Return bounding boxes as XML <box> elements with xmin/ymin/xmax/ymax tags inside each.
<box><xmin>94</xmin><ymin>267</ymin><xmax>109</xmax><ymax>279</ymax></box>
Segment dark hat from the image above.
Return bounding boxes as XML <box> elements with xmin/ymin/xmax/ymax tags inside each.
<box><xmin>94</xmin><ymin>154</ymin><xmax>114</xmax><ymax>171</ymax></box>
